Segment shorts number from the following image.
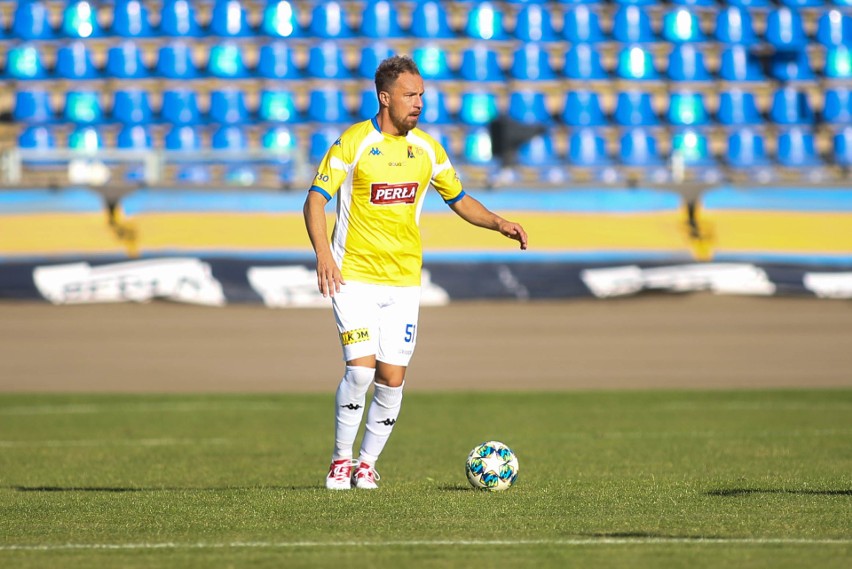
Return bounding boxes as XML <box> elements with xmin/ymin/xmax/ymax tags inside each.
<box><xmin>404</xmin><ymin>324</ymin><xmax>417</xmax><ymax>343</ymax></box>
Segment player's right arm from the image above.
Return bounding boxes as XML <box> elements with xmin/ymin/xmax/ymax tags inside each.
<box><xmin>303</xmin><ymin>190</ymin><xmax>344</xmax><ymax>298</ymax></box>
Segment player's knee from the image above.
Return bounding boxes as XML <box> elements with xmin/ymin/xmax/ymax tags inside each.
<box><xmin>344</xmin><ymin>365</ymin><xmax>375</xmax><ymax>390</ymax></box>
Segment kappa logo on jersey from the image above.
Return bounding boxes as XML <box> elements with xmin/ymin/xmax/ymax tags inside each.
<box><xmin>340</xmin><ymin>328</ymin><xmax>370</xmax><ymax>345</ymax></box>
<box><xmin>369</xmin><ymin>147</ymin><xmax>383</xmax><ymax>156</ymax></box>
<box><xmin>370</xmin><ymin>182</ymin><xmax>418</xmax><ymax>205</ymax></box>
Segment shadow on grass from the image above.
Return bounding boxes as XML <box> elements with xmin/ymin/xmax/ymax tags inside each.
<box><xmin>707</xmin><ymin>488</ymin><xmax>852</xmax><ymax>497</ymax></box>
<box><xmin>8</xmin><ymin>485</ymin><xmax>323</xmax><ymax>492</ymax></box>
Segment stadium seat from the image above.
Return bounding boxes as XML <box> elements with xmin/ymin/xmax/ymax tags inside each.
<box><xmin>718</xmin><ymin>45</ymin><xmax>765</xmax><ymax>82</ymax></box>
<box><xmin>307</xmin><ymin>89</ymin><xmax>352</xmax><ymax>123</ymax></box>
<box><xmin>18</xmin><ymin>126</ymin><xmax>57</xmax><ymax>163</ymax></box>
<box><xmin>460</xmin><ymin>45</ymin><xmax>504</xmax><ymax>82</ymax></box>
<box><xmin>410</xmin><ymin>1</ymin><xmax>454</xmax><ymax>39</ymax></box>
<box><xmin>461</xmin><ymin>127</ymin><xmax>494</xmax><ymax>165</ymax></box>
<box><xmin>508</xmin><ymin>91</ymin><xmax>552</xmax><ymax>125</ymax></box>
<box><xmin>310</xmin><ymin>127</ymin><xmax>343</xmax><ymax>163</ymax></box>
<box><xmin>717</xmin><ymin>90</ymin><xmax>764</xmax><ymax>126</ymax></box>
<box><xmin>662</xmin><ymin>7</ymin><xmax>705</xmax><ymax>43</ymax></box>
<box><xmin>161</xmin><ymin>89</ymin><xmax>202</xmax><ymax>125</ymax></box>
<box><xmin>777</xmin><ymin>127</ymin><xmax>822</xmax><ymax>168</ymax></box>
<box><xmin>833</xmin><ymin>127</ymin><xmax>852</xmax><ymax>167</ymax></box>
<box><xmin>359</xmin><ymin>43</ymin><xmax>394</xmax><ymax>79</ymax></box>
<box><xmin>726</xmin><ymin>128</ymin><xmax>772</xmax><ymax>171</ymax></box>
<box><xmin>307</xmin><ymin>41</ymin><xmax>351</xmax><ymax>79</ymax></box>
<box><xmin>667</xmin><ymin>44</ymin><xmax>712</xmax><ymax>83</ymax></box>
<box><xmin>727</xmin><ymin>0</ymin><xmax>772</xmax><ymax>7</ymax></box>
<box><xmin>825</xmin><ymin>46</ymin><xmax>852</xmax><ymax>80</ymax></box>
<box><xmin>563</xmin><ymin>43</ymin><xmax>608</xmax><ymax>81</ymax></box>
<box><xmin>112</xmin><ymin>89</ymin><xmax>154</xmax><ymax>124</ymax></box>
<box><xmin>613</xmin><ymin>91</ymin><xmax>659</xmax><ymax>126</ymax></box>
<box><xmin>164</xmin><ymin>125</ymin><xmax>209</xmax><ymax>183</ymax></box>
<box><xmin>612</xmin><ymin>6</ymin><xmax>655</xmax><ymax>44</ymax></box>
<box><xmin>111</xmin><ymin>0</ymin><xmax>154</xmax><ymax>38</ymax></box>
<box><xmin>210</xmin><ymin>0</ymin><xmax>255</xmax><ymax>38</ymax></box>
<box><xmin>160</xmin><ymin>0</ymin><xmax>203</xmax><ymax>37</ymax></box>
<box><xmin>715</xmin><ymin>7</ymin><xmax>758</xmax><ymax>46</ymax></box>
<box><xmin>766</xmin><ymin>8</ymin><xmax>807</xmax><ymax>51</ymax></box>
<box><xmin>562</xmin><ymin>6</ymin><xmax>606</xmax><ymax>43</ymax></box>
<box><xmin>816</xmin><ymin>9</ymin><xmax>851</xmax><ymax>47</ymax></box>
<box><xmin>514</xmin><ymin>4</ymin><xmax>557</xmax><ymax>42</ymax></box>
<box><xmin>68</xmin><ymin>125</ymin><xmax>104</xmax><ymax>154</ymax></box>
<box><xmin>13</xmin><ymin>89</ymin><xmax>55</xmax><ymax>124</ymax></box>
<box><xmin>12</xmin><ymin>1</ymin><xmax>56</xmax><ymax>40</ymax></box>
<box><xmin>262</xmin><ymin>125</ymin><xmax>298</xmax><ymax>181</ymax></box>
<box><xmin>258</xmin><ymin>89</ymin><xmax>302</xmax><ymax>123</ymax></box>
<box><xmin>209</xmin><ymin>89</ymin><xmax>250</xmax><ymax>125</ymax></box>
<box><xmin>615</xmin><ymin>45</ymin><xmax>659</xmax><ymax>81</ymax></box>
<box><xmin>156</xmin><ymin>42</ymin><xmax>202</xmax><ymax>80</ymax></box>
<box><xmin>518</xmin><ymin>134</ymin><xmax>567</xmax><ymax>182</ymax></box>
<box><xmin>465</xmin><ymin>2</ymin><xmax>507</xmax><ymax>41</ymax></box>
<box><xmin>55</xmin><ymin>42</ymin><xmax>101</xmax><ymax>81</ymax></box>
<box><xmin>780</xmin><ymin>0</ymin><xmax>826</xmax><ymax>7</ymax></box>
<box><xmin>6</xmin><ymin>44</ymin><xmax>50</xmax><ymax>81</ymax></box>
<box><xmin>619</xmin><ymin>128</ymin><xmax>666</xmax><ymax>171</ymax></box>
<box><xmin>671</xmin><ymin>128</ymin><xmax>716</xmax><ymax>168</ymax></box>
<box><xmin>568</xmin><ymin>128</ymin><xmax>611</xmax><ymax>167</ymax></box>
<box><xmin>117</xmin><ymin>123</ymin><xmax>153</xmax><ymax>150</ymax></box>
<box><xmin>106</xmin><ymin>42</ymin><xmax>150</xmax><ymax>80</ymax></box>
<box><xmin>412</xmin><ymin>44</ymin><xmax>454</xmax><ymax>80</ymax></box>
<box><xmin>769</xmin><ymin>88</ymin><xmax>815</xmax><ymax>126</ymax></box>
<box><xmin>309</xmin><ymin>1</ymin><xmax>354</xmax><ymax>39</ymax></box>
<box><xmin>823</xmin><ymin>88</ymin><xmax>852</xmax><ymax>125</ymax></box>
<box><xmin>770</xmin><ymin>51</ymin><xmax>817</xmax><ymax>82</ymax></box>
<box><xmin>610</xmin><ymin>0</ymin><xmax>656</xmax><ymax>5</ymax></box>
<box><xmin>562</xmin><ymin>91</ymin><xmax>607</xmax><ymax>128</ymax></box>
<box><xmin>667</xmin><ymin>92</ymin><xmax>710</xmax><ymax>128</ymax></box>
<box><xmin>262</xmin><ymin>0</ymin><xmax>301</xmax><ymax>38</ymax></box>
<box><xmin>212</xmin><ymin>125</ymin><xmax>257</xmax><ymax>184</ymax></box>
<box><xmin>64</xmin><ymin>90</ymin><xmax>104</xmax><ymax>125</ymax></box>
<box><xmin>511</xmin><ymin>43</ymin><xmax>556</xmax><ymax>81</ymax></box>
<box><xmin>62</xmin><ymin>0</ymin><xmax>104</xmax><ymax>39</ymax></box>
<box><xmin>361</xmin><ymin>0</ymin><xmax>404</xmax><ymax>39</ymax></box>
<box><xmin>257</xmin><ymin>42</ymin><xmax>302</xmax><ymax>80</ymax></box>
<box><xmin>459</xmin><ymin>92</ymin><xmax>499</xmax><ymax>126</ymax></box>
<box><xmin>420</xmin><ymin>90</ymin><xmax>452</xmax><ymax>125</ymax></box>
<box><xmin>357</xmin><ymin>89</ymin><xmax>380</xmax><ymax>120</ymax></box>
<box><xmin>207</xmin><ymin>41</ymin><xmax>250</xmax><ymax>79</ymax></box>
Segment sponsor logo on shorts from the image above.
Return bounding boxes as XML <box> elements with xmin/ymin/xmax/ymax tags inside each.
<box><xmin>340</xmin><ymin>328</ymin><xmax>370</xmax><ymax>345</ymax></box>
<box><xmin>370</xmin><ymin>182</ymin><xmax>418</xmax><ymax>205</ymax></box>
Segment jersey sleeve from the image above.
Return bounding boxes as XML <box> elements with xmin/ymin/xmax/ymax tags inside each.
<box><xmin>309</xmin><ymin>135</ymin><xmax>349</xmax><ymax>201</ymax></box>
<box><xmin>430</xmin><ymin>143</ymin><xmax>465</xmax><ymax>205</ymax></box>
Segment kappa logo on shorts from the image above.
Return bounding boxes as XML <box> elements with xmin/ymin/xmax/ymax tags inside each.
<box><xmin>340</xmin><ymin>328</ymin><xmax>370</xmax><ymax>345</ymax></box>
<box><xmin>370</xmin><ymin>182</ymin><xmax>418</xmax><ymax>205</ymax></box>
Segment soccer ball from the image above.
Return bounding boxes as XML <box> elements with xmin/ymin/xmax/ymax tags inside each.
<box><xmin>465</xmin><ymin>441</ymin><xmax>519</xmax><ymax>491</ymax></box>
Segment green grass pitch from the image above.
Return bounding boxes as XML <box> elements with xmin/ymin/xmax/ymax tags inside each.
<box><xmin>0</xmin><ymin>390</ymin><xmax>850</xmax><ymax>568</ymax></box>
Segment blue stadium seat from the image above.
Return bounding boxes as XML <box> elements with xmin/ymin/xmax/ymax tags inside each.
<box><xmin>160</xmin><ymin>0</ymin><xmax>203</xmax><ymax>37</ymax></box>
<box><xmin>262</xmin><ymin>125</ymin><xmax>298</xmax><ymax>181</ymax></box>
<box><xmin>825</xmin><ymin>46</ymin><xmax>852</xmax><ymax>80</ymax></box>
<box><xmin>117</xmin><ymin>124</ymin><xmax>153</xmax><ymax>150</ymax></box>
<box><xmin>779</xmin><ymin>0</ymin><xmax>826</xmax><ymax>7</ymax></box>
<box><xmin>111</xmin><ymin>0</ymin><xmax>154</xmax><ymax>38</ymax></box>
<box><xmin>562</xmin><ymin>5</ymin><xmax>606</xmax><ymax>43</ymax></box>
<box><xmin>614</xmin><ymin>91</ymin><xmax>659</xmax><ymax>126</ymax></box>
<box><xmin>412</xmin><ymin>44</ymin><xmax>454</xmax><ymax>80</ymax></box>
<box><xmin>670</xmin><ymin>128</ymin><xmax>716</xmax><ymax>168</ymax></box>
<box><xmin>462</xmin><ymin>127</ymin><xmax>494</xmax><ymax>166</ymax></box>
<box><xmin>106</xmin><ymin>42</ymin><xmax>150</xmax><ymax>80</ymax></box>
<box><xmin>164</xmin><ymin>125</ymin><xmax>209</xmax><ymax>184</ymax></box>
<box><xmin>717</xmin><ymin>90</ymin><xmax>764</xmax><ymax>127</ymax></box>
<box><xmin>662</xmin><ymin>7</ymin><xmax>705</xmax><ymax>44</ymax></box>
<box><xmin>18</xmin><ymin>126</ymin><xmax>57</xmax><ymax>162</ymax></box>
<box><xmin>833</xmin><ymin>127</ymin><xmax>852</xmax><ymax>167</ymax></box>
<box><xmin>616</xmin><ymin>45</ymin><xmax>659</xmax><ymax>81</ymax></box>
<box><xmin>359</xmin><ymin>43</ymin><xmax>394</xmax><ymax>79</ymax></box>
<box><xmin>210</xmin><ymin>0</ymin><xmax>255</xmax><ymax>38</ymax></box>
<box><xmin>257</xmin><ymin>42</ymin><xmax>302</xmax><ymax>80</ymax></box>
<box><xmin>823</xmin><ymin>88</ymin><xmax>852</xmax><ymax>125</ymax></box>
<box><xmin>727</xmin><ymin>0</ymin><xmax>772</xmax><ymax>7</ymax></box>
<box><xmin>262</xmin><ymin>0</ymin><xmax>301</xmax><ymax>38</ymax></box>
<box><xmin>56</xmin><ymin>42</ymin><xmax>101</xmax><ymax>81</ymax></box>
<box><xmin>816</xmin><ymin>9</ymin><xmax>851</xmax><ymax>47</ymax></box>
<box><xmin>465</xmin><ymin>2</ymin><xmax>507</xmax><ymax>41</ymax></box>
<box><xmin>715</xmin><ymin>7</ymin><xmax>758</xmax><ymax>46</ymax></box>
<box><xmin>726</xmin><ymin>128</ymin><xmax>771</xmax><ymax>170</ymax></box>
<box><xmin>360</xmin><ymin>0</ymin><xmax>404</xmax><ymax>39</ymax></box>
<box><xmin>611</xmin><ymin>0</ymin><xmax>657</xmax><ymax>5</ymax></box>
<box><xmin>161</xmin><ymin>89</ymin><xmax>202</xmax><ymax>125</ymax></box>
<box><xmin>562</xmin><ymin>91</ymin><xmax>607</xmax><ymax>128</ymax></box>
<box><xmin>6</xmin><ymin>44</ymin><xmax>50</xmax><ymax>81</ymax></box>
<box><xmin>12</xmin><ymin>1</ymin><xmax>56</xmax><ymax>40</ymax></box>
<box><xmin>568</xmin><ymin>128</ymin><xmax>611</xmax><ymax>167</ymax></box>
<box><xmin>777</xmin><ymin>127</ymin><xmax>822</xmax><ymax>168</ymax></box>
<box><xmin>68</xmin><ymin>125</ymin><xmax>104</xmax><ymax>154</ymax></box>
<box><xmin>307</xmin><ymin>89</ymin><xmax>352</xmax><ymax>123</ymax></box>
<box><xmin>668</xmin><ymin>44</ymin><xmax>712</xmax><ymax>83</ymax></box>
<box><xmin>619</xmin><ymin>128</ymin><xmax>665</xmax><ymax>167</ymax></box>
<box><xmin>511</xmin><ymin>43</ymin><xmax>556</xmax><ymax>81</ymax></box>
<box><xmin>358</xmin><ymin>89</ymin><xmax>379</xmax><ymax>120</ymax></box>
<box><xmin>410</xmin><ymin>1</ymin><xmax>454</xmax><ymax>39</ymax></box>
<box><xmin>62</xmin><ymin>0</ymin><xmax>104</xmax><ymax>39</ymax></box>
<box><xmin>766</xmin><ymin>8</ymin><xmax>807</xmax><ymax>51</ymax></box>
<box><xmin>612</xmin><ymin>6</ymin><xmax>655</xmax><ymax>44</ymax></box>
<box><xmin>667</xmin><ymin>92</ymin><xmax>710</xmax><ymax>128</ymax></box>
<box><xmin>156</xmin><ymin>42</ymin><xmax>202</xmax><ymax>79</ymax></box>
<box><xmin>719</xmin><ymin>45</ymin><xmax>765</xmax><ymax>82</ymax></box>
<box><xmin>309</xmin><ymin>1</ymin><xmax>354</xmax><ymax>39</ymax></box>
<box><xmin>460</xmin><ymin>45</ymin><xmax>504</xmax><ymax>82</ymax></box>
<box><xmin>769</xmin><ymin>88</ymin><xmax>815</xmax><ymax>126</ymax></box>
<box><xmin>258</xmin><ymin>89</ymin><xmax>302</xmax><ymax>123</ymax></box>
<box><xmin>13</xmin><ymin>89</ymin><xmax>55</xmax><ymax>124</ymax></box>
<box><xmin>563</xmin><ymin>44</ymin><xmax>608</xmax><ymax>81</ymax></box>
<box><xmin>508</xmin><ymin>91</ymin><xmax>552</xmax><ymax>125</ymax></box>
<box><xmin>207</xmin><ymin>41</ymin><xmax>250</xmax><ymax>79</ymax></box>
<box><xmin>420</xmin><ymin>90</ymin><xmax>452</xmax><ymax>124</ymax></box>
<box><xmin>459</xmin><ymin>92</ymin><xmax>499</xmax><ymax>126</ymax></box>
<box><xmin>112</xmin><ymin>89</ymin><xmax>154</xmax><ymax>124</ymax></box>
<box><xmin>769</xmin><ymin>51</ymin><xmax>816</xmax><ymax>82</ymax></box>
<box><xmin>517</xmin><ymin>134</ymin><xmax>567</xmax><ymax>182</ymax></box>
<box><xmin>307</xmin><ymin>41</ymin><xmax>351</xmax><ymax>79</ymax></box>
<box><xmin>310</xmin><ymin>128</ymin><xmax>343</xmax><ymax>163</ymax></box>
<box><xmin>514</xmin><ymin>4</ymin><xmax>557</xmax><ymax>42</ymax></box>
<box><xmin>64</xmin><ymin>90</ymin><xmax>104</xmax><ymax>125</ymax></box>
<box><xmin>212</xmin><ymin>125</ymin><xmax>257</xmax><ymax>184</ymax></box>
<box><xmin>209</xmin><ymin>90</ymin><xmax>250</xmax><ymax>125</ymax></box>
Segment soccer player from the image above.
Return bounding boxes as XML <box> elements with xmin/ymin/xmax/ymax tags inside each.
<box><xmin>304</xmin><ymin>55</ymin><xmax>528</xmax><ymax>490</ymax></box>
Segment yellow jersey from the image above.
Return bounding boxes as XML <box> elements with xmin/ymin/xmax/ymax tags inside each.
<box><xmin>310</xmin><ymin>118</ymin><xmax>465</xmax><ymax>286</ymax></box>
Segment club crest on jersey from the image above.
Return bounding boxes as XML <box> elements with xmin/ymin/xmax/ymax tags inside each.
<box><xmin>407</xmin><ymin>146</ymin><xmax>415</xmax><ymax>159</ymax></box>
<box><xmin>371</xmin><ymin>182</ymin><xmax>418</xmax><ymax>205</ymax></box>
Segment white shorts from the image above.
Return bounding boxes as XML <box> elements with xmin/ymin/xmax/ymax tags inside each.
<box><xmin>332</xmin><ymin>281</ymin><xmax>421</xmax><ymax>367</ymax></box>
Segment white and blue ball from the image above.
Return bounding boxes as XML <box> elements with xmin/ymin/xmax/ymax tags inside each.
<box><xmin>465</xmin><ymin>441</ymin><xmax>519</xmax><ymax>491</ymax></box>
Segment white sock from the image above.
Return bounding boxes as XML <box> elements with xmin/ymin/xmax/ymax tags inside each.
<box><xmin>332</xmin><ymin>366</ymin><xmax>375</xmax><ymax>461</ymax></box>
<box><xmin>358</xmin><ymin>382</ymin><xmax>404</xmax><ymax>465</ymax></box>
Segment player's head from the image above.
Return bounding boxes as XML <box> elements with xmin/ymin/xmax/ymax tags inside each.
<box><xmin>375</xmin><ymin>56</ymin><xmax>424</xmax><ymax>136</ymax></box>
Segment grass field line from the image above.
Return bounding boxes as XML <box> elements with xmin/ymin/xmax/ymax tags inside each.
<box><xmin>0</xmin><ymin>437</ymin><xmax>232</xmax><ymax>448</ymax></box>
<box><xmin>2</xmin><ymin>537</ymin><xmax>851</xmax><ymax>552</ymax></box>
<box><xmin>0</xmin><ymin>402</ymin><xmax>285</xmax><ymax>415</ymax></box>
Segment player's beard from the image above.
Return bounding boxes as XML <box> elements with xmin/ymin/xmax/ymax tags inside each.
<box><xmin>391</xmin><ymin>109</ymin><xmax>420</xmax><ymax>135</ymax></box>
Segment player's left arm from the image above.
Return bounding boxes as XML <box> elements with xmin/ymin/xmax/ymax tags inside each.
<box><xmin>449</xmin><ymin>194</ymin><xmax>528</xmax><ymax>250</ymax></box>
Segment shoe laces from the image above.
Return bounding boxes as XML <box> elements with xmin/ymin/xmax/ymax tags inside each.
<box><xmin>356</xmin><ymin>462</ymin><xmax>380</xmax><ymax>483</ymax></box>
<box><xmin>329</xmin><ymin>458</ymin><xmax>357</xmax><ymax>481</ymax></box>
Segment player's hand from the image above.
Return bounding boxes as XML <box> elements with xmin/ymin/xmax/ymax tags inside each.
<box><xmin>499</xmin><ymin>221</ymin><xmax>528</xmax><ymax>250</ymax></box>
<box><xmin>315</xmin><ymin>254</ymin><xmax>344</xmax><ymax>297</ymax></box>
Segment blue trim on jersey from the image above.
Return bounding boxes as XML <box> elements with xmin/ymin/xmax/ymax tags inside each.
<box><xmin>371</xmin><ymin>116</ymin><xmax>381</xmax><ymax>133</ymax></box>
<box><xmin>445</xmin><ymin>191</ymin><xmax>466</xmax><ymax>206</ymax></box>
<box><xmin>309</xmin><ymin>185</ymin><xmax>332</xmax><ymax>201</ymax></box>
